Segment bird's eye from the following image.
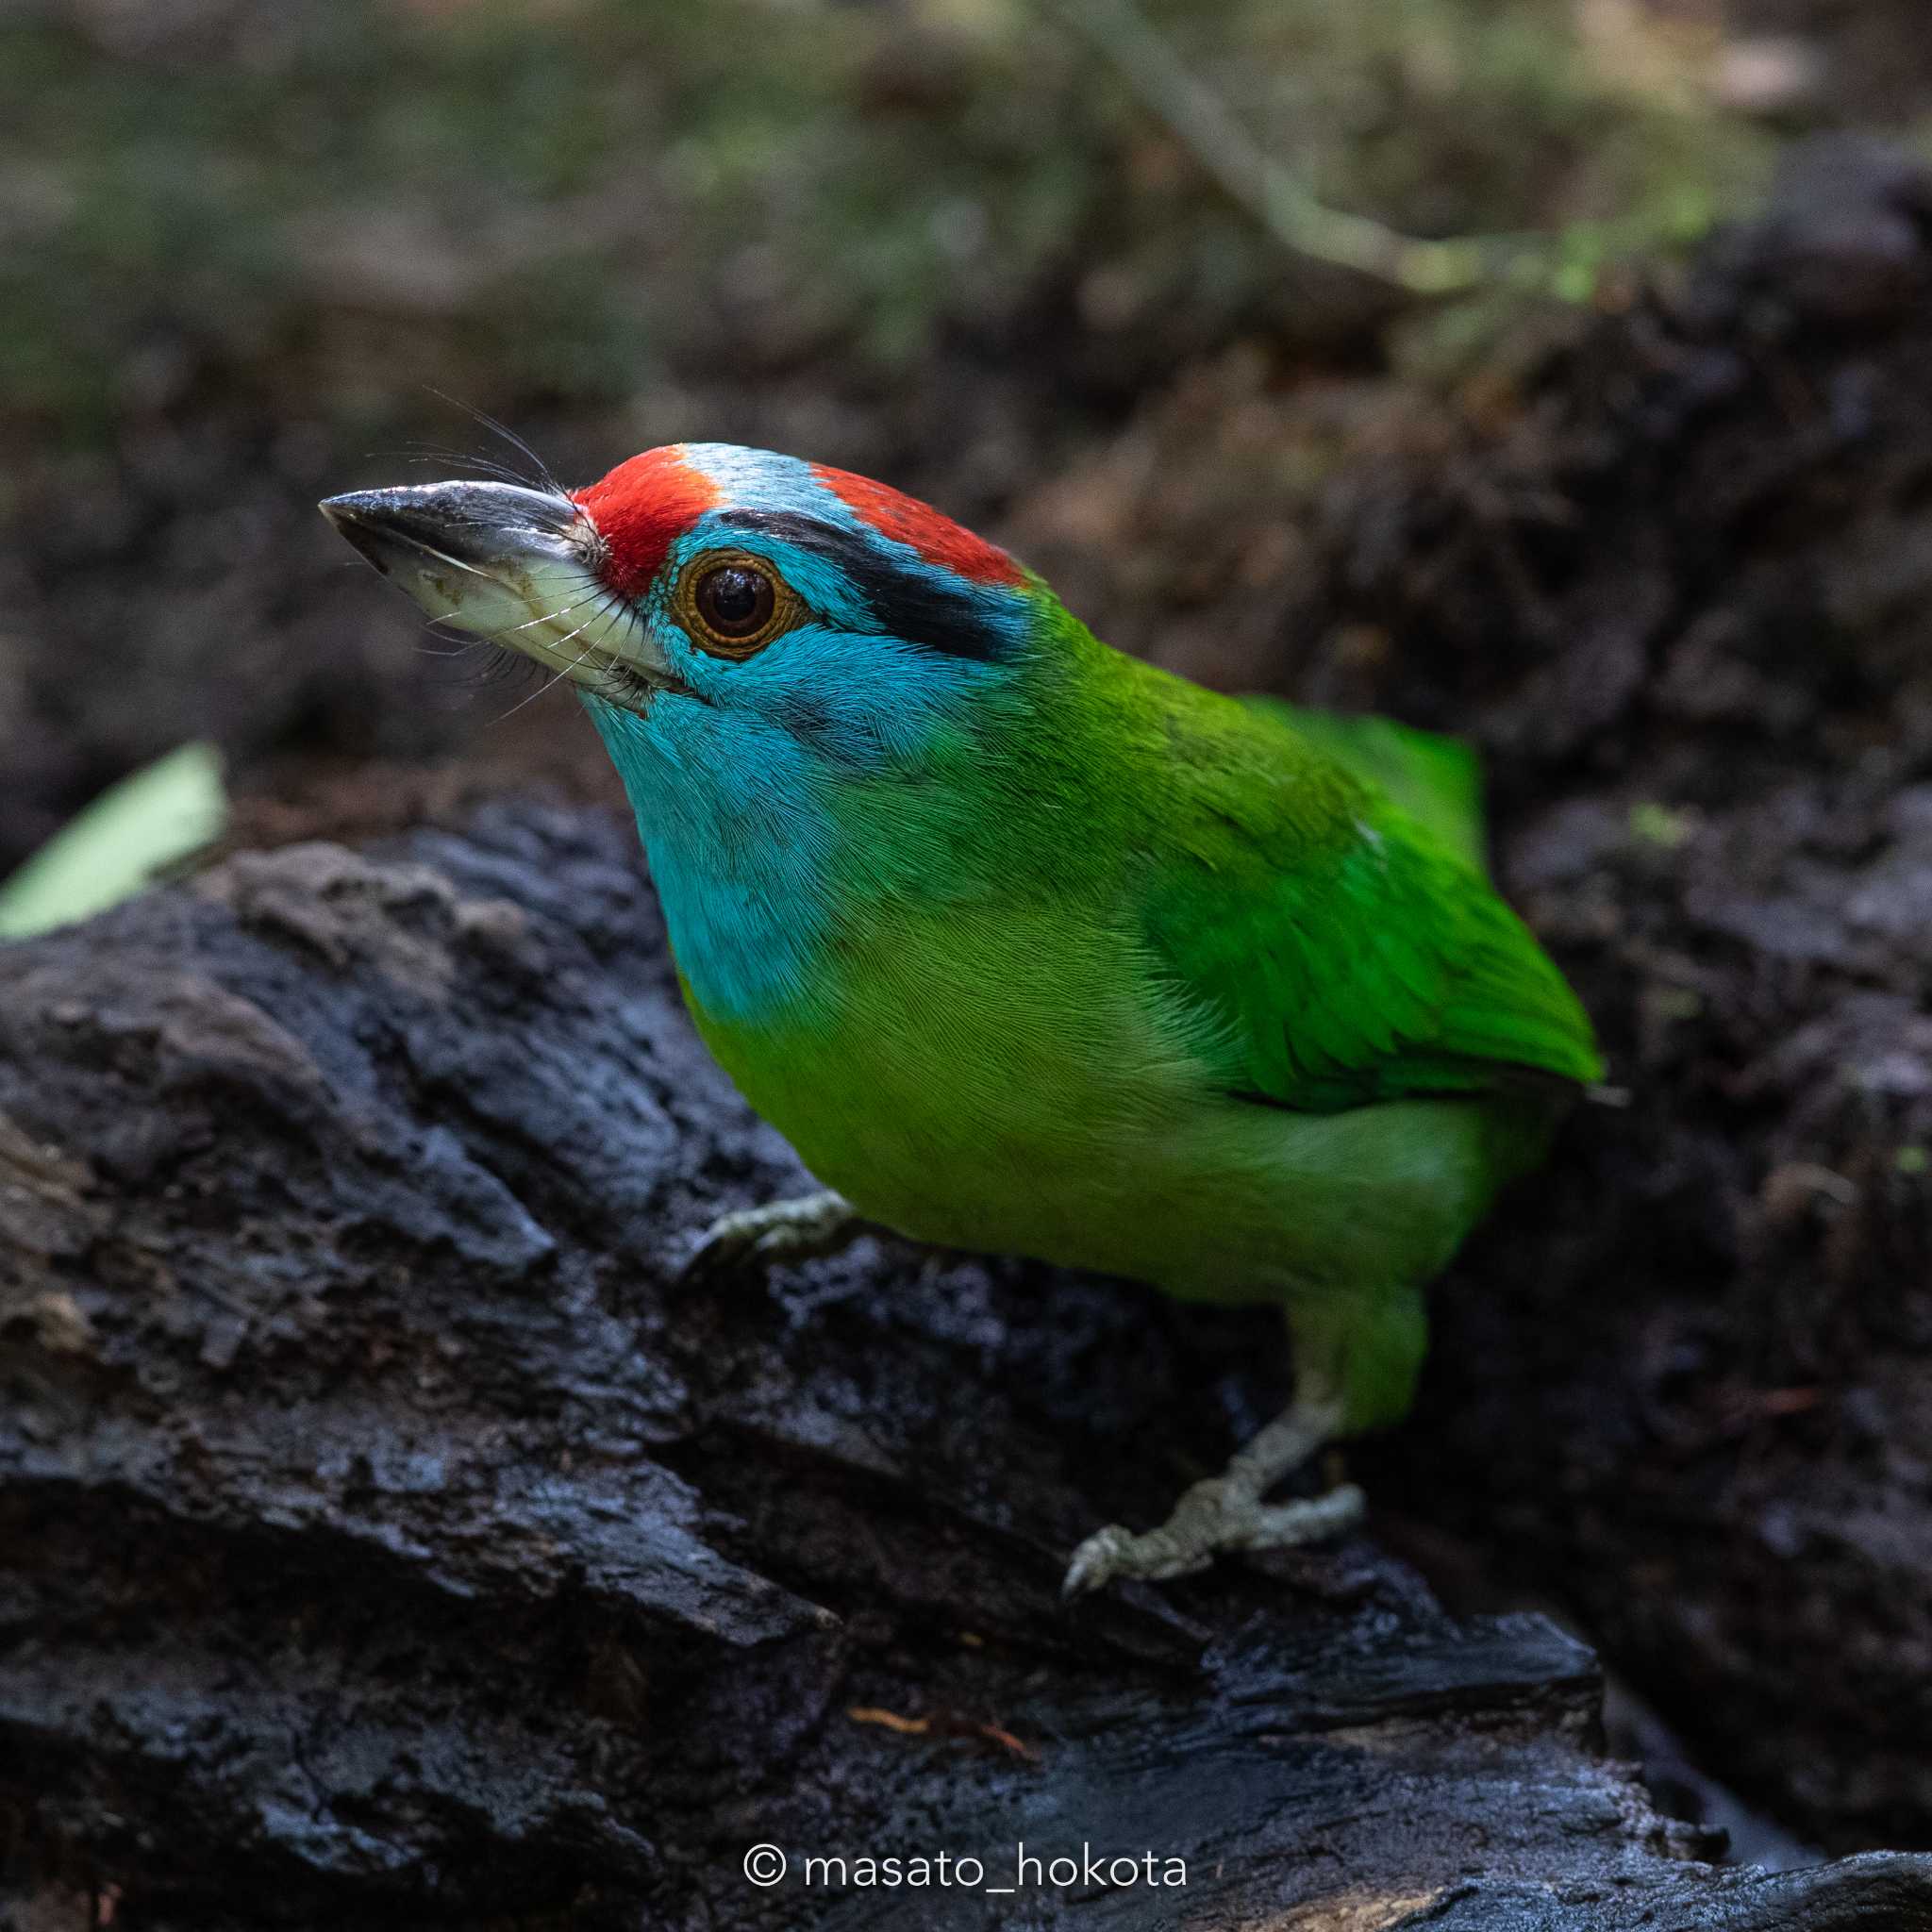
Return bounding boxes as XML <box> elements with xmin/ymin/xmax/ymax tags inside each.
<box><xmin>675</xmin><ymin>550</ymin><xmax>799</xmax><ymax>658</ymax></box>
<box><xmin>692</xmin><ymin>562</ymin><xmax>777</xmax><ymax>650</ymax></box>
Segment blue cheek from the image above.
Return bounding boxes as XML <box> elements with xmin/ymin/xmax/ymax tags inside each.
<box><xmin>580</xmin><ymin>689</ymin><xmax>842</xmax><ymax>1024</ymax></box>
<box><xmin>737</xmin><ymin>627</ymin><xmax>987</xmax><ymax>761</ymax></box>
<box><xmin>580</xmin><ymin>590</ymin><xmax>993</xmax><ymax>1024</ymax></box>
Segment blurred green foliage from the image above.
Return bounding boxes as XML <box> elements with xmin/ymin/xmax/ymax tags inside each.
<box><xmin>0</xmin><ymin>0</ymin><xmax>1772</xmax><ymax>448</ymax></box>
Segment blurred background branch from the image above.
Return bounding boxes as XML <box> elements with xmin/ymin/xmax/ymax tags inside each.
<box><xmin>1048</xmin><ymin>0</ymin><xmax>1510</xmax><ymax>291</ymax></box>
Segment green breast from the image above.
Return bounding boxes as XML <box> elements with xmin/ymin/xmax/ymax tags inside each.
<box><xmin>685</xmin><ymin>900</ymin><xmax>1218</xmax><ymax>1262</ymax></box>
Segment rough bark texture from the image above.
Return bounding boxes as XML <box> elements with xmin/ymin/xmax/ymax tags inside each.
<box><xmin>2</xmin><ymin>808</ymin><xmax>1926</xmax><ymax>1930</ymax></box>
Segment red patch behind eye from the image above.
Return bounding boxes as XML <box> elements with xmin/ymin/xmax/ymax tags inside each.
<box><xmin>573</xmin><ymin>447</ymin><xmax>721</xmax><ymax>599</ymax></box>
<box><xmin>812</xmin><ymin>464</ymin><xmax>1024</xmax><ymax>588</ymax></box>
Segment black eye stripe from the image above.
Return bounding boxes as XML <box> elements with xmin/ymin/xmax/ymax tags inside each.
<box><xmin>713</xmin><ymin>508</ymin><xmax>1010</xmax><ymax>662</ymax></box>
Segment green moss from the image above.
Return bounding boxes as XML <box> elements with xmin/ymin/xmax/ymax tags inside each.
<box><xmin>1629</xmin><ymin>802</ymin><xmax>1697</xmax><ymax>851</ymax></box>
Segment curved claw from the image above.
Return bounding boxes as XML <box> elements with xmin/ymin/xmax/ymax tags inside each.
<box><xmin>1061</xmin><ymin>1482</ymin><xmax>1366</xmax><ymax>1598</ymax></box>
<box><xmin>679</xmin><ymin>1190</ymin><xmax>859</xmax><ymax>1284</ymax></box>
<box><xmin>1062</xmin><ymin>1523</ymin><xmax>1207</xmax><ymax>1598</ymax></box>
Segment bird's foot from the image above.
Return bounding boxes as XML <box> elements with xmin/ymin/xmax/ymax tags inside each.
<box><xmin>680</xmin><ymin>1189</ymin><xmax>860</xmax><ymax>1282</ymax></box>
<box><xmin>1061</xmin><ymin>1476</ymin><xmax>1364</xmax><ymax>1597</ymax></box>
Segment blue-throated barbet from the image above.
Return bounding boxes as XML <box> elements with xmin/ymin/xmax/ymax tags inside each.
<box><xmin>321</xmin><ymin>443</ymin><xmax>1601</xmax><ymax>1594</ymax></box>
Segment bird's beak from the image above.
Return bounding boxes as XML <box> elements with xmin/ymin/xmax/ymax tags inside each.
<box><xmin>319</xmin><ymin>480</ymin><xmax>680</xmax><ymax>695</ymax></box>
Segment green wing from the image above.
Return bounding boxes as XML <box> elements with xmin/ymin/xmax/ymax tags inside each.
<box><xmin>1143</xmin><ymin>700</ymin><xmax>1602</xmax><ymax>1112</ymax></box>
<box><xmin>1239</xmin><ymin>698</ymin><xmax>1487</xmax><ymax>874</ymax></box>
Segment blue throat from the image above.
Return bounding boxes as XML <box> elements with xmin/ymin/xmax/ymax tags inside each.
<box><xmin>583</xmin><ymin>692</ymin><xmax>841</xmax><ymax>1025</ymax></box>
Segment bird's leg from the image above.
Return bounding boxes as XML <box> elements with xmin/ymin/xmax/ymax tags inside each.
<box><xmin>1061</xmin><ymin>1369</ymin><xmax>1361</xmax><ymax>1597</ymax></box>
<box><xmin>679</xmin><ymin>1189</ymin><xmax>862</xmax><ymax>1281</ymax></box>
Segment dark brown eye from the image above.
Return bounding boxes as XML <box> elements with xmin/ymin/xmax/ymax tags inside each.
<box><xmin>694</xmin><ymin>563</ymin><xmax>774</xmax><ymax>643</ymax></box>
<box><xmin>677</xmin><ymin>550</ymin><xmax>798</xmax><ymax>658</ymax></box>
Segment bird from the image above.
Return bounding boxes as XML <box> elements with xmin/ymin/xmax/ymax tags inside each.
<box><xmin>321</xmin><ymin>441</ymin><xmax>1602</xmax><ymax>1596</ymax></box>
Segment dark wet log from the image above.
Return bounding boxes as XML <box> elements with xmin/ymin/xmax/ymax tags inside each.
<box><xmin>2</xmin><ymin>808</ymin><xmax>1925</xmax><ymax>1928</ymax></box>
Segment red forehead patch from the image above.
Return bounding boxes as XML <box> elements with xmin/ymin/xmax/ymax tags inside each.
<box><xmin>573</xmin><ymin>447</ymin><xmax>721</xmax><ymax>599</ymax></box>
<box><xmin>812</xmin><ymin>464</ymin><xmax>1024</xmax><ymax>587</ymax></box>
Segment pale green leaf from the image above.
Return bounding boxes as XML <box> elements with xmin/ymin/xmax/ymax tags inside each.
<box><xmin>0</xmin><ymin>742</ymin><xmax>228</xmax><ymax>940</ymax></box>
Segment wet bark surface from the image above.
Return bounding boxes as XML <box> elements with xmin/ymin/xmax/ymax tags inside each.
<box><xmin>4</xmin><ymin>809</ymin><xmax>1929</xmax><ymax>1929</ymax></box>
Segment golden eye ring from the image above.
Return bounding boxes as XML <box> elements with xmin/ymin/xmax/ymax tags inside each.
<box><xmin>675</xmin><ymin>551</ymin><xmax>799</xmax><ymax>658</ymax></box>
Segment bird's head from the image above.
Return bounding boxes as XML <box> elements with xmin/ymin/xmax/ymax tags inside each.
<box><xmin>321</xmin><ymin>443</ymin><xmax>1041</xmax><ymax>761</ymax></box>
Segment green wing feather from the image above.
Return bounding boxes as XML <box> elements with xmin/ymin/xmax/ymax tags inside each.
<box><xmin>1238</xmin><ymin>698</ymin><xmax>1487</xmax><ymax>874</ymax></box>
<box><xmin>1143</xmin><ymin>697</ymin><xmax>1602</xmax><ymax>1112</ymax></box>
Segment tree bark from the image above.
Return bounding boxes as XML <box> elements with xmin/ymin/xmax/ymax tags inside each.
<box><xmin>4</xmin><ymin>814</ymin><xmax>1926</xmax><ymax>1928</ymax></box>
